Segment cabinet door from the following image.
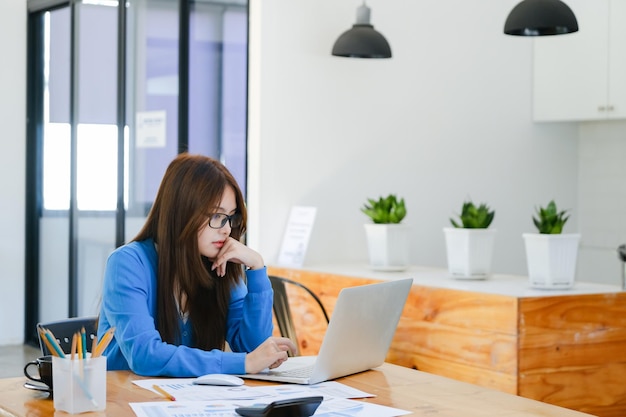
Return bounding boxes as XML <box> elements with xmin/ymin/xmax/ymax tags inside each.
<box><xmin>608</xmin><ymin>0</ymin><xmax>626</xmax><ymax>118</ymax></box>
<box><xmin>533</xmin><ymin>0</ymin><xmax>609</xmax><ymax>122</ymax></box>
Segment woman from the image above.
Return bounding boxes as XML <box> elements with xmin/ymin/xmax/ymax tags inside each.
<box><xmin>97</xmin><ymin>153</ymin><xmax>295</xmax><ymax>377</ymax></box>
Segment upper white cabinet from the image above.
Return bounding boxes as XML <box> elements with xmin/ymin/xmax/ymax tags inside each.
<box><xmin>533</xmin><ymin>0</ymin><xmax>626</xmax><ymax>121</ymax></box>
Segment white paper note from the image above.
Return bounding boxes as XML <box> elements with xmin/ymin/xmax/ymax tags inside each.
<box><xmin>277</xmin><ymin>206</ymin><xmax>317</xmax><ymax>267</ymax></box>
<box><xmin>136</xmin><ymin>110</ymin><xmax>167</xmax><ymax>148</ymax></box>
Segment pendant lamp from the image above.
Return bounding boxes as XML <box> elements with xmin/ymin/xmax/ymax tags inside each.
<box><xmin>504</xmin><ymin>0</ymin><xmax>578</xmax><ymax>36</ymax></box>
<box><xmin>332</xmin><ymin>2</ymin><xmax>392</xmax><ymax>58</ymax></box>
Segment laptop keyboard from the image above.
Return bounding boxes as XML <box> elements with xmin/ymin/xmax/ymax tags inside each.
<box><xmin>271</xmin><ymin>365</ymin><xmax>314</xmax><ymax>378</ymax></box>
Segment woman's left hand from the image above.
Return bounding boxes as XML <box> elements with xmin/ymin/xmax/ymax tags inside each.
<box><xmin>211</xmin><ymin>237</ymin><xmax>264</xmax><ymax>277</ymax></box>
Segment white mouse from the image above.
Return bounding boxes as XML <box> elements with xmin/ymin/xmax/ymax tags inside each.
<box><xmin>193</xmin><ymin>373</ymin><xmax>245</xmax><ymax>386</ymax></box>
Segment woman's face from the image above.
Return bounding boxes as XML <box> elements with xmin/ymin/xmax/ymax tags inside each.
<box><xmin>197</xmin><ymin>186</ymin><xmax>237</xmax><ymax>260</ymax></box>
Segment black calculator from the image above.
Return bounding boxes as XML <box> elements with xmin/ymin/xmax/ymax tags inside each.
<box><xmin>234</xmin><ymin>396</ymin><xmax>323</xmax><ymax>417</ymax></box>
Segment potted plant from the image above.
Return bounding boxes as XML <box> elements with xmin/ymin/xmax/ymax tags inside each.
<box><xmin>361</xmin><ymin>194</ymin><xmax>409</xmax><ymax>271</ymax></box>
<box><xmin>523</xmin><ymin>200</ymin><xmax>580</xmax><ymax>289</ymax></box>
<box><xmin>443</xmin><ymin>200</ymin><xmax>496</xmax><ymax>279</ymax></box>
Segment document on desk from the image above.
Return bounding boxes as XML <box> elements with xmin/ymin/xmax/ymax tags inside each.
<box><xmin>129</xmin><ymin>397</ymin><xmax>411</xmax><ymax>417</ymax></box>
<box><xmin>130</xmin><ymin>378</ymin><xmax>409</xmax><ymax>416</ymax></box>
<box><xmin>132</xmin><ymin>379</ymin><xmax>374</xmax><ymax>401</ymax></box>
<box><xmin>133</xmin><ymin>378</ymin><xmax>267</xmax><ymax>400</ymax></box>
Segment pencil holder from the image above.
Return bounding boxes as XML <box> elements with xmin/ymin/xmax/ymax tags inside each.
<box><xmin>52</xmin><ymin>356</ymin><xmax>106</xmax><ymax>414</ymax></box>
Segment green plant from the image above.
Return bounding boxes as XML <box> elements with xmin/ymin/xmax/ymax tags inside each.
<box><xmin>532</xmin><ymin>200</ymin><xmax>569</xmax><ymax>234</ymax></box>
<box><xmin>450</xmin><ymin>200</ymin><xmax>495</xmax><ymax>229</ymax></box>
<box><xmin>361</xmin><ymin>194</ymin><xmax>407</xmax><ymax>224</ymax></box>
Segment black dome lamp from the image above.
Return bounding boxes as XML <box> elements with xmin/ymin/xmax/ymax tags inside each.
<box><xmin>332</xmin><ymin>2</ymin><xmax>392</xmax><ymax>58</ymax></box>
<box><xmin>504</xmin><ymin>0</ymin><xmax>578</xmax><ymax>36</ymax></box>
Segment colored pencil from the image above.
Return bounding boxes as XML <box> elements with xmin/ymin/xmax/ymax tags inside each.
<box><xmin>39</xmin><ymin>329</ymin><xmax>56</xmax><ymax>356</ymax></box>
<box><xmin>81</xmin><ymin>327</ymin><xmax>87</xmax><ymax>359</ymax></box>
<box><xmin>77</xmin><ymin>331</ymin><xmax>83</xmax><ymax>360</ymax></box>
<box><xmin>92</xmin><ymin>327</ymin><xmax>115</xmax><ymax>358</ymax></box>
<box><xmin>70</xmin><ymin>332</ymin><xmax>77</xmax><ymax>360</ymax></box>
<box><xmin>153</xmin><ymin>385</ymin><xmax>176</xmax><ymax>401</ymax></box>
<box><xmin>43</xmin><ymin>329</ymin><xmax>66</xmax><ymax>358</ymax></box>
<box><xmin>75</xmin><ymin>374</ymin><xmax>98</xmax><ymax>407</ymax></box>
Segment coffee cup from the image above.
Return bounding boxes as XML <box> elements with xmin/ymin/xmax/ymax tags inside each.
<box><xmin>24</xmin><ymin>355</ymin><xmax>53</xmax><ymax>391</ymax></box>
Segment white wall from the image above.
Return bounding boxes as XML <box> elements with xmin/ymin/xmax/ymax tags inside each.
<box><xmin>248</xmin><ymin>0</ymin><xmax>585</xmax><ymax>279</ymax></box>
<box><xmin>0</xmin><ymin>0</ymin><xmax>26</xmax><ymax>345</ymax></box>
<box><xmin>577</xmin><ymin>121</ymin><xmax>626</xmax><ymax>285</ymax></box>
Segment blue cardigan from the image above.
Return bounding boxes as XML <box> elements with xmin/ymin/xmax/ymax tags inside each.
<box><xmin>97</xmin><ymin>238</ymin><xmax>273</xmax><ymax>377</ymax></box>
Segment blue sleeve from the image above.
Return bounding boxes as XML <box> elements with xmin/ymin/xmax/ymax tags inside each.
<box><xmin>226</xmin><ymin>267</ymin><xmax>274</xmax><ymax>353</ymax></box>
<box><xmin>98</xmin><ymin>244</ymin><xmax>273</xmax><ymax>377</ymax></box>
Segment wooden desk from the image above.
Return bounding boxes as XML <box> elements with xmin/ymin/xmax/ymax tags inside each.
<box><xmin>268</xmin><ymin>264</ymin><xmax>626</xmax><ymax>417</ymax></box>
<box><xmin>0</xmin><ymin>364</ymin><xmax>596</xmax><ymax>417</ymax></box>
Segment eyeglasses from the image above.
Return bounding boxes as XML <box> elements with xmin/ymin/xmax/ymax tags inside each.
<box><xmin>206</xmin><ymin>212</ymin><xmax>243</xmax><ymax>229</ymax></box>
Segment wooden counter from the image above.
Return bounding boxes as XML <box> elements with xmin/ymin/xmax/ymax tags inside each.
<box><xmin>268</xmin><ymin>264</ymin><xmax>626</xmax><ymax>417</ymax></box>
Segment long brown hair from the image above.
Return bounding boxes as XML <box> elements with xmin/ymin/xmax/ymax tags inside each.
<box><xmin>134</xmin><ymin>153</ymin><xmax>247</xmax><ymax>350</ymax></box>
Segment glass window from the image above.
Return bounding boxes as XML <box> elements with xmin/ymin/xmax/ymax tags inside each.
<box><xmin>41</xmin><ymin>0</ymin><xmax>248</xmax><ymax>213</ymax></box>
<box><xmin>29</xmin><ymin>0</ymin><xmax>248</xmax><ymax>328</ymax></box>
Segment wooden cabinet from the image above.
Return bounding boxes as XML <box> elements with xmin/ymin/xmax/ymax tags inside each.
<box><xmin>268</xmin><ymin>264</ymin><xmax>626</xmax><ymax>417</ymax></box>
<box><xmin>533</xmin><ymin>0</ymin><xmax>626</xmax><ymax>121</ymax></box>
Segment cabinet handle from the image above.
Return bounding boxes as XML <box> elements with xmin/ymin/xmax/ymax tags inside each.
<box><xmin>599</xmin><ymin>106</ymin><xmax>606</xmax><ymax>111</ymax></box>
<box><xmin>608</xmin><ymin>105</ymin><xmax>615</xmax><ymax>111</ymax></box>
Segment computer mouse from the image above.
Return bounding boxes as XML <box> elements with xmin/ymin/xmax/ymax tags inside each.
<box><xmin>193</xmin><ymin>373</ymin><xmax>245</xmax><ymax>386</ymax></box>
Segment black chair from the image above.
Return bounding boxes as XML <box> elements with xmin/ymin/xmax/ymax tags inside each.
<box><xmin>269</xmin><ymin>276</ymin><xmax>329</xmax><ymax>355</ymax></box>
<box><xmin>37</xmin><ymin>316</ymin><xmax>98</xmax><ymax>356</ymax></box>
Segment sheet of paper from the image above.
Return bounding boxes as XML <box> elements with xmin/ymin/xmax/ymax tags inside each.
<box><xmin>246</xmin><ymin>381</ymin><xmax>374</xmax><ymax>399</ymax></box>
<box><xmin>136</xmin><ymin>110</ymin><xmax>166</xmax><ymax>148</ymax></box>
<box><xmin>277</xmin><ymin>206</ymin><xmax>317</xmax><ymax>267</ymax></box>
<box><xmin>133</xmin><ymin>378</ymin><xmax>267</xmax><ymax>401</ymax></box>
<box><xmin>129</xmin><ymin>397</ymin><xmax>411</xmax><ymax>417</ymax></box>
<box><xmin>132</xmin><ymin>379</ymin><xmax>373</xmax><ymax>401</ymax></box>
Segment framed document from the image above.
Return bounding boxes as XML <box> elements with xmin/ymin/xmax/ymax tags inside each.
<box><xmin>277</xmin><ymin>206</ymin><xmax>317</xmax><ymax>267</ymax></box>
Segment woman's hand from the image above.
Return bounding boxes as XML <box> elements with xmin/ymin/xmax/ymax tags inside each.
<box><xmin>211</xmin><ymin>237</ymin><xmax>264</xmax><ymax>277</ymax></box>
<box><xmin>245</xmin><ymin>337</ymin><xmax>298</xmax><ymax>374</ymax></box>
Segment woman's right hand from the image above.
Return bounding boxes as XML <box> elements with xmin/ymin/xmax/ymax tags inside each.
<box><xmin>245</xmin><ymin>337</ymin><xmax>298</xmax><ymax>374</ymax></box>
<box><xmin>211</xmin><ymin>237</ymin><xmax>264</xmax><ymax>277</ymax></box>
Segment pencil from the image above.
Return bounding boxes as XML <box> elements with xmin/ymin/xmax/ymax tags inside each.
<box><xmin>71</xmin><ymin>332</ymin><xmax>77</xmax><ymax>360</ymax></box>
<box><xmin>44</xmin><ymin>329</ymin><xmax>66</xmax><ymax>358</ymax></box>
<box><xmin>93</xmin><ymin>327</ymin><xmax>115</xmax><ymax>358</ymax></box>
<box><xmin>77</xmin><ymin>331</ymin><xmax>83</xmax><ymax>360</ymax></box>
<box><xmin>81</xmin><ymin>327</ymin><xmax>87</xmax><ymax>359</ymax></box>
<box><xmin>39</xmin><ymin>329</ymin><xmax>57</xmax><ymax>357</ymax></box>
<box><xmin>75</xmin><ymin>374</ymin><xmax>98</xmax><ymax>407</ymax></box>
<box><xmin>152</xmin><ymin>385</ymin><xmax>176</xmax><ymax>401</ymax></box>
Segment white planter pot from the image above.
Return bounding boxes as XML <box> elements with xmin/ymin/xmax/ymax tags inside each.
<box><xmin>364</xmin><ymin>224</ymin><xmax>410</xmax><ymax>271</ymax></box>
<box><xmin>443</xmin><ymin>228</ymin><xmax>497</xmax><ymax>279</ymax></box>
<box><xmin>523</xmin><ymin>233</ymin><xmax>581</xmax><ymax>289</ymax></box>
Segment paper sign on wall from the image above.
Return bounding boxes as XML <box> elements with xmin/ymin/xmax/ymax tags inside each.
<box><xmin>136</xmin><ymin>110</ymin><xmax>166</xmax><ymax>148</ymax></box>
<box><xmin>277</xmin><ymin>206</ymin><xmax>317</xmax><ymax>268</ymax></box>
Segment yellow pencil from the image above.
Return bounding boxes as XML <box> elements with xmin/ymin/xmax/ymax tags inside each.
<box><xmin>77</xmin><ymin>331</ymin><xmax>83</xmax><ymax>360</ymax></box>
<box><xmin>93</xmin><ymin>327</ymin><xmax>115</xmax><ymax>358</ymax></box>
<box><xmin>152</xmin><ymin>385</ymin><xmax>176</xmax><ymax>401</ymax></box>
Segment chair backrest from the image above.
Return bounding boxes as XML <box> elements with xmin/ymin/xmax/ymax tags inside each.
<box><xmin>37</xmin><ymin>316</ymin><xmax>98</xmax><ymax>356</ymax></box>
<box><xmin>269</xmin><ymin>276</ymin><xmax>329</xmax><ymax>355</ymax></box>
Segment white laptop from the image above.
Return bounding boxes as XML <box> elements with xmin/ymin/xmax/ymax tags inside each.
<box><xmin>240</xmin><ymin>278</ymin><xmax>413</xmax><ymax>385</ymax></box>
